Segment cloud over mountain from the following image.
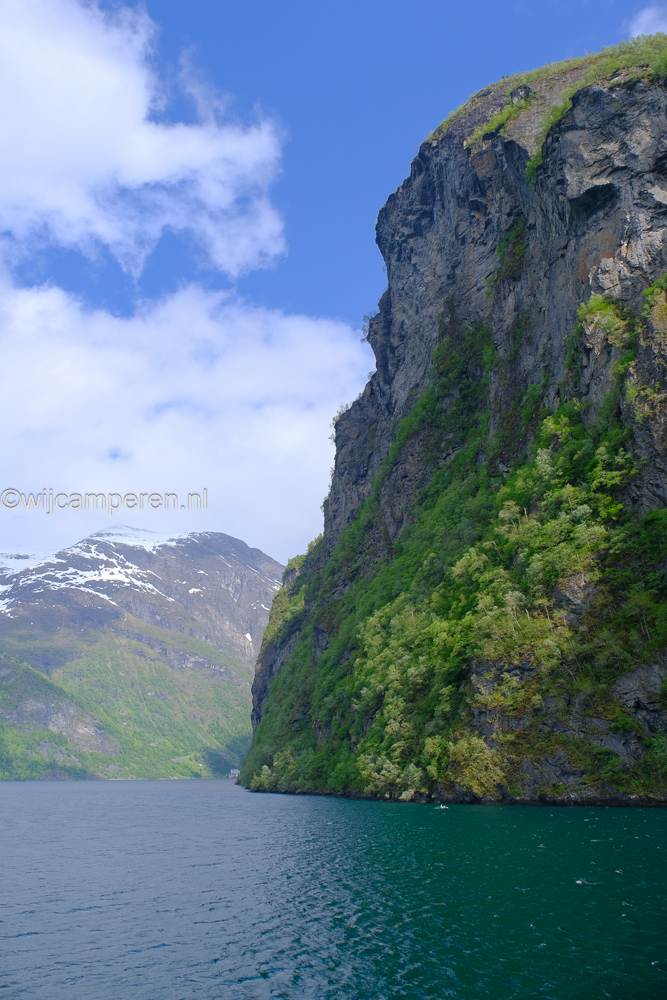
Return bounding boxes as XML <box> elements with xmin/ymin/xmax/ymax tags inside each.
<box><xmin>0</xmin><ymin>1</ymin><xmax>373</xmax><ymax>561</ymax></box>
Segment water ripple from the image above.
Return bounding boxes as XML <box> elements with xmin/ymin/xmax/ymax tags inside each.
<box><xmin>0</xmin><ymin>782</ymin><xmax>665</xmax><ymax>998</ymax></box>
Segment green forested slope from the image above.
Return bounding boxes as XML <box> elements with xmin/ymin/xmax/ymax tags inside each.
<box><xmin>0</xmin><ymin>618</ymin><xmax>252</xmax><ymax>780</ymax></box>
<box><xmin>240</xmin><ymin>284</ymin><xmax>667</xmax><ymax>800</ymax></box>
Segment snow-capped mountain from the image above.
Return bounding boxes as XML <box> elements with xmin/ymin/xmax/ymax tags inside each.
<box><xmin>0</xmin><ymin>527</ymin><xmax>283</xmax><ymax>779</ymax></box>
<box><xmin>0</xmin><ymin>526</ymin><xmax>282</xmax><ymax>662</ymax></box>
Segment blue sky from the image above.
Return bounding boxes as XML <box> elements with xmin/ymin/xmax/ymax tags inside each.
<box><xmin>0</xmin><ymin>0</ymin><xmax>663</xmax><ymax>563</ymax></box>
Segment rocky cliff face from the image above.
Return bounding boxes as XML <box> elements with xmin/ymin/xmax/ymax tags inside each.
<box><xmin>245</xmin><ymin>43</ymin><xmax>667</xmax><ymax>803</ymax></box>
<box><xmin>326</xmin><ymin>73</ymin><xmax>667</xmax><ymax>552</ymax></box>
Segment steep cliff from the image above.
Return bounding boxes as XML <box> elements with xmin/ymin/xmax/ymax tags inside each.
<box><xmin>241</xmin><ymin>37</ymin><xmax>667</xmax><ymax>803</ymax></box>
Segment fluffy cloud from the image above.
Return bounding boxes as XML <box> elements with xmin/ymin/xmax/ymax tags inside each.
<box><xmin>0</xmin><ymin>0</ymin><xmax>375</xmax><ymax>563</ymax></box>
<box><xmin>0</xmin><ymin>279</ymin><xmax>372</xmax><ymax>561</ymax></box>
<box><xmin>0</xmin><ymin>0</ymin><xmax>284</xmax><ymax>276</ymax></box>
<box><xmin>629</xmin><ymin>5</ymin><xmax>667</xmax><ymax>36</ymax></box>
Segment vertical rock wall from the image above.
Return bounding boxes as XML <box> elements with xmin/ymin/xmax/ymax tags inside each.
<box><xmin>325</xmin><ymin>79</ymin><xmax>667</xmax><ymax>551</ymax></box>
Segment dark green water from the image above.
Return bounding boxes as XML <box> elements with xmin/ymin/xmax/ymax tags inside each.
<box><xmin>0</xmin><ymin>781</ymin><xmax>664</xmax><ymax>999</ymax></box>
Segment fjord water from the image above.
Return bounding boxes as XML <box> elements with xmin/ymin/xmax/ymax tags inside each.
<box><xmin>0</xmin><ymin>782</ymin><xmax>664</xmax><ymax>1000</ymax></box>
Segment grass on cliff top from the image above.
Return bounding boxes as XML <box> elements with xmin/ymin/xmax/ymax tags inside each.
<box><xmin>429</xmin><ymin>33</ymin><xmax>667</xmax><ymax>149</ymax></box>
<box><xmin>241</xmin><ymin>283</ymin><xmax>667</xmax><ymax>801</ymax></box>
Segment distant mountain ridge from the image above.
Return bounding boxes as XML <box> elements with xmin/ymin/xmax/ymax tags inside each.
<box><xmin>0</xmin><ymin>527</ymin><xmax>283</xmax><ymax>779</ymax></box>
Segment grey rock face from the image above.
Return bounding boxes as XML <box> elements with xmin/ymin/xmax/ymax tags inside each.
<box><xmin>251</xmin><ymin>626</ymin><xmax>300</xmax><ymax>732</ymax></box>
<box><xmin>612</xmin><ymin>659</ymin><xmax>667</xmax><ymax>733</ymax></box>
<box><xmin>553</xmin><ymin>573</ymin><xmax>599</xmax><ymax>626</ymax></box>
<box><xmin>311</xmin><ymin>625</ymin><xmax>329</xmax><ymax>666</ymax></box>
<box><xmin>325</xmin><ymin>79</ymin><xmax>667</xmax><ymax>552</ymax></box>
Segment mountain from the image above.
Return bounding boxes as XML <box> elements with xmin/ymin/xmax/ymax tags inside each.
<box><xmin>241</xmin><ymin>37</ymin><xmax>667</xmax><ymax>803</ymax></box>
<box><xmin>0</xmin><ymin>527</ymin><xmax>283</xmax><ymax>778</ymax></box>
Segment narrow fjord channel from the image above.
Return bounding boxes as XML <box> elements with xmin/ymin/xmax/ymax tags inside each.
<box><xmin>0</xmin><ymin>781</ymin><xmax>664</xmax><ymax>999</ymax></box>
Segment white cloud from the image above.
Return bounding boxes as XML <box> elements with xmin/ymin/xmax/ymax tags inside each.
<box><xmin>0</xmin><ymin>278</ymin><xmax>373</xmax><ymax>562</ymax></box>
<box><xmin>0</xmin><ymin>0</ymin><xmax>375</xmax><ymax>563</ymax></box>
<box><xmin>629</xmin><ymin>5</ymin><xmax>667</xmax><ymax>36</ymax></box>
<box><xmin>0</xmin><ymin>0</ymin><xmax>284</xmax><ymax>277</ymax></box>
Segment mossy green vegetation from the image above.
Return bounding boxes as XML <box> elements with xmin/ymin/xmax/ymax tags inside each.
<box><xmin>241</xmin><ymin>285</ymin><xmax>667</xmax><ymax>801</ymax></box>
<box><xmin>428</xmin><ymin>34</ymin><xmax>667</xmax><ymax>188</ymax></box>
<box><xmin>467</xmin><ymin>92</ymin><xmax>534</xmax><ymax>148</ymax></box>
<box><xmin>487</xmin><ymin>217</ymin><xmax>528</xmax><ymax>294</ymax></box>
<box><xmin>0</xmin><ymin>658</ymin><xmax>96</xmax><ymax>780</ymax></box>
<box><xmin>0</xmin><ymin>722</ymin><xmax>94</xmax><ymax>781</ymax></box>
<box><xmin>0</xmin><ymin>617</ymin><xmax>252</xmax><ymax>780</ymax></box>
